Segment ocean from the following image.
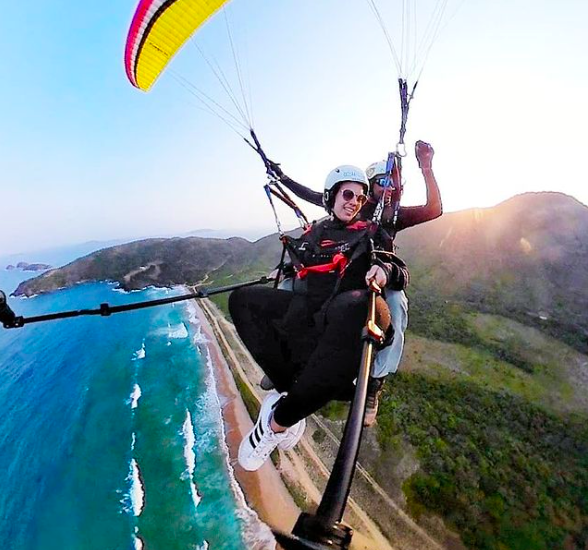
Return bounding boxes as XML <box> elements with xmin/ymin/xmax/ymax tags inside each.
<box><xmin>0</xmin><ymin>270</ymin><xmax>274</xmax><ymax>550</ymax></box>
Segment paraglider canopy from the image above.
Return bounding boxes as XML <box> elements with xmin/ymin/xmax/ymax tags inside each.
<box><xmin>124</xmin><ymin>0</ymin><xmax>232</xmax><ymax>91</ymax></box>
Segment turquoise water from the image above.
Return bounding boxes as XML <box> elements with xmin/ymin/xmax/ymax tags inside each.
<box><xmin>0</xmin><ymin>275</ymin><xmax>273</xmax><ymax>550</ymax></box>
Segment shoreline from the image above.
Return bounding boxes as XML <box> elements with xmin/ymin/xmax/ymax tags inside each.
<box><xmin>188</xmin><ymin>298</ymin><xmax>300</xmax><ymax>540</ymax></box>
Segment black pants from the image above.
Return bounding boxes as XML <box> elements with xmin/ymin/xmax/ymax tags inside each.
<box><xmin>228</xmin><ymin>286</ymin><xmax>391</xmax><ymax>427</ymax></box>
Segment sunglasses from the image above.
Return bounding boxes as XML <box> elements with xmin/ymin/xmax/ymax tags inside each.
<box><xmin>371</xmin><ymin>175</ymin><xmax>396</xmax><ymax>188</ymax></box>
<box><xmin>340</xmin><ymin>189</ymin><xmax>367</xmax><ymax>204</ymax></box>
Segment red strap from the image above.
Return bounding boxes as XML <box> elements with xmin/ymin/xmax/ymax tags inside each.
<box><xmin>346</xmin><ymin>220</ymin><xmax>371</xmax><ymax>231</ymax></box>
<box><xmin>296</xmin><ymin>253</ymin><xmax>348</xmax><ymax>279</ymax></box>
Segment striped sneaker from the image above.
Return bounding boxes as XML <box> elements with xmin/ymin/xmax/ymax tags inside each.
<box><xmin>258</xmin><ymin>390</ymin><xmax>306</xmax><ymax>450</ymax></box>
<box><xmin>238</xmin><ymin>392</ymin><xmax>300</xmax><ymax>471</ymax></box>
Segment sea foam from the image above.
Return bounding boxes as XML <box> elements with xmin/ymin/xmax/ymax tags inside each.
<box><xmin>202</xmin><ymin>348</ymin><xmax>276</xmax><ymax>549</ymax></box>
<box><xmin>133</xmin><ymin>341</ymin><xmax>146</xmax><ymax>361</ymax></box>
<box><xmin>182</xmin><ymin>410</ymin><xmax>202</xmax><ymax>509</ymax></box>
<box><xmin>130</xmin><ymin>384</ymin><xmax>142</xmax><ymax>410</ymax></box>
<box><xmin>133</xmin><ymin>528</ymin><xmax>144</xmax><ymax>550</ymax></box>
<box><xmin>186</xmin><ymin>302</ymin><xmax>208</xmax><ymax>345</ymax></box>
<box><xmin>186</xmin><ymin>301</ymin><xmax>200</xmax><ymax>325</ymax></box>
<box><xmin>193</xmin><ymin>324</ymin><xmax>208</xmax><ymax>345</ymax></box>
<box><xmin>129</xmin><ymin>458</ymin><xmax>145</xmax><ymax>517</ymax></box>
<box><xmin>168</xmin><ymin>323</ymin><xmax>189</xmax><ymax>339</ymax></box>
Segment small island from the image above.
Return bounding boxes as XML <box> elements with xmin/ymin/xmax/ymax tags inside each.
<box><xmin>5</xmin><ymin>262</ymin><xmax>52</xmax><ymax>272</ymax></box>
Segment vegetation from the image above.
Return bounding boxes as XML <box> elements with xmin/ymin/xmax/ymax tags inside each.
<box><xmin>408</xmin><ymin>291</ymin><xmax>536</xmax><ymax>373</ymax></box>
<box><xmin>210</xmin><ymin>293</ymin><xmax>230</xmax><ymax>317</ymax></box>
<box><xmin>283</xmin><ymin>478</ymin><xmax>313</xmax><ymax>511</ymax></box>
<box><xmin>14</xmin><ymin>236</ymin><xmax>279</xmax><ymax>297</ymax></box>
<box><xmin>501</xmin><ymin>310</ymin><xmax>588</xmax><ymax>356</ymax></box>
<box><xmin>377</xmin><ymin>373</ymin><xmax>588</xmax><ymax>550</ymax></box>
<box><xmin>311</xmin><ymin>429</ymin><xmax>326</xmax><ymax>445</ymax></box>
<box><xmin>15</xmin><ymin>195</ymin><xmax>588</xmax><ymax>549</ymax></box>
<box><xmin>233</xmin><ymin>372</ymin><xmax>259</xmax><ymax>421</ymax></box>
<box><xmin>205</xmin><ymin>264</ymin><xmax>271</xmax><ymax>319</ymax></box>
<box><xmin>318</xmin><ymin>400</ymin><xmax>349</xmax><ymax>422</ymax></box>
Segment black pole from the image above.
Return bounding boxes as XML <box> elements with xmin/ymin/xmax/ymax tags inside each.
<box><xmin>316</xmin><ymin>286</ymin><xmax>380</xmax><ymax>523</ymax></box>
<box><xmin>0</xmin><ymin>290</ymin><xmax>17</xmax><ymax>329</ymax></box>
<box><xmin>274</xmin><ymin>279</ymin><xmax>384</xmax><ymax>550</ymax></box>
<box><xmin>1</xmin><ymin>277</ymin><xmax>272</xmax><ymax>329</ymax></box>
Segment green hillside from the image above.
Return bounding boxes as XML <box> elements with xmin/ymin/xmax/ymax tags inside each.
<box><xmin>377</xmin><ymin>373</ymin><xmax>587</xmax><ymax>550</ymax></box>
<box><xmin>354</xmin><ymin>308</ymin><xmax>588</xmax><ymax>550</ymax></box>
<box><xmin>397</xmin><ymin>192</ymin><xmax>588</xmax><ymax>354</ymax></box>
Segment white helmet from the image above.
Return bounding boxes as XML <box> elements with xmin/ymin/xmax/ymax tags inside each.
<box><xmin>365</xmin><ymin>160</ymin><xmax>387</xmax><ymax>181</ymax></box>
<box><xmin>366</xmin><ymin>158</ymin><xmax>398</xmax><ymax>194</ymax></box>
<box><xmin>323</xmin><ymin>165</ymin><xmax>368</xmax><ymax>209</ymax></box>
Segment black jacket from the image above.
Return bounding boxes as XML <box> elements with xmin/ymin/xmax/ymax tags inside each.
<box><xmin>284</xmin><ymin>217</ymin><xmax>409</xmax><ymax>308</ymax></box>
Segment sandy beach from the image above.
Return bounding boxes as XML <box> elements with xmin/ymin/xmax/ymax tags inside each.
<box><xmin>189</xmin><ymin>298</ymin><xmax>300</xmax><ymax>540</ymax></box>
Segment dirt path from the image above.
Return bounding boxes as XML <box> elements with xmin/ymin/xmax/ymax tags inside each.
<box><xmin>123</xmin><ymin>262</ymin><xmax>161</xmax><ymax>284</ymax></box>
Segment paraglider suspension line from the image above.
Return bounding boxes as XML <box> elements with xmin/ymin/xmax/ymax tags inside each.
<box><xmin>246</xmin><ymin>130</ymin><xmax>310</xmax><ymax>230</ymax></box>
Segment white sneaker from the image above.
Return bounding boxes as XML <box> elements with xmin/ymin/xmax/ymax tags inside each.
<box><xmin>239</xmin><ymin>392</ymin><xmax>285</xmax><ymax>471</ymax></box>
<box><xmin>238</xmin><ymin>392</ymin><xmax>306</xmax><ymax>471</ymax></box>
<box><xmin>278</xmin><ymin>417</ymin><xmax>306</xmax><ymax>451</ymax></box>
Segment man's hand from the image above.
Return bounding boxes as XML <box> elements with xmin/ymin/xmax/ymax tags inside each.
<box><xmin>365</xmin><ymin>265</ymin><xmax>387</xmax><ymax>288</ymax></box>
<box><xmin>415</xmin><ymin>140</ymin><xmax>434</xmax><ymax>170</ymax></box>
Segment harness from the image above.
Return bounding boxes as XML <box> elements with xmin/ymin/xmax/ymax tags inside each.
<box><xmin>280</xmin><ymin>220</ymin><xmax>387</xmax><ymax>332</ymax></box>
<box><xmin>284</xmin><ymin>220</ymin><xmax>374</xmax><ymax>285</ymax></box>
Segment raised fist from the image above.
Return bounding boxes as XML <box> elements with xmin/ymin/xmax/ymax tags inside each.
<box><xmin>415</xmin><ymin>140</ymin><xmax>434</xmax><ymax>170</ymax></box>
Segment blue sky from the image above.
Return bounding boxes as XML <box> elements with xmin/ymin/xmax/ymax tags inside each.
<box><xmin>1</xmin><ymin>0</ymin><xmax>587</xmax><ymax>256</ymax></box>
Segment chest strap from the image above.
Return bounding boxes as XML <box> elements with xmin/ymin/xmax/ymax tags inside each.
<box><xmin>296</xmin><ymin>253</ymin><xmax>348</xmax><ymax>280</ymax></box>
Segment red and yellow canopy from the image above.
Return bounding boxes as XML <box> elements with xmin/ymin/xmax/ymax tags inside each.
<box><xmin>125</xmin><ymin>0</ymin><xmax>230</xmax><ymax>91</ymax></box>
